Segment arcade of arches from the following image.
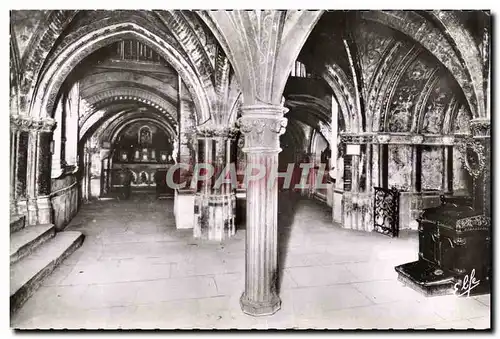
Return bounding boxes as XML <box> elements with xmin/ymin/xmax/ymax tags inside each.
<box><xmin>10</xmin><ymin>10</ymin><xmax>491</xmax><ymax>327</ymax></box>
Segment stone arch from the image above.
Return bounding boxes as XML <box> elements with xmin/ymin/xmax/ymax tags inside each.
<box><xmin>156</xmin><ymin>11</ymin><xmax>216</xmax><ymax>90</ymax></box>
<box><xmin>81</xmin><ymin>87</ymin><xmax>178</xmax><ymax>128</ymax></box>
<box><xmin>360</xmin><ymin>10</ymin><xmax>481</xmax><ymax>118</ymax></box>
<box><xmin>81</xmin><ymin>104</ymin><xmax>177</xmax><ymax>143</ymax></box>
<box><xmin>426</xmin><ymin>11</ymin><xmax>485</xmax><ymax>118</ymax></box>
<box><xmin>322</xmin><ymin>65</ymin><xmax>358</xmax><ymax>133</ymax></box>
<box><xmin>108</xmin><ymin>116</ymin><xmax>175</xmax><ymax>146</ymax></box>
<box><xmin>10</xmin><ymin>33</ymin><xmax>21</xmax><ymax>116</ymax></box>
<box><xmin>19</xmin><ymin>10</ymin><xmax>78</xmax><ymax>102</ymax></box>
<box><xmin>365</xmin><ymin>40</ymin><xmax>409</xmax><ymax>132</ymax></box>
<box><xmin>309</xmin><ymin>128</ymin><xmax>330</xmax><ymax>155</ymax></box>
<box><xmin>197</xmin><ymin>10</ymin><xmax>323</xmax><ymax>106</ymax></box>
<box><xmin>375</xmin><ymin>46</ymin><xmax>421</xmax><ymax>132</ymax></box>
<box><xmin>80</xmin><ymin>72</ymin><xmax>179</xmax><ymax>102</ymax></box>
<box><xmin>28</xmin><ymin>22</ymin><xmax>211</xmax><ymax>122</ymax></box>
<box><xmin>413</xmin><ymin>71</ymin><xmax>440</xmax><ymax>134</ymax></box>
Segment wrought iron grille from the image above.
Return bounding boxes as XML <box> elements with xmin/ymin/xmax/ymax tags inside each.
<box><xmin>373</xmin><ymin>187</ymin><xmax>400</xmax><ymax>237</ymax></box>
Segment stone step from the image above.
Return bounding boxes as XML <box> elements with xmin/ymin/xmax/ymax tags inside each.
<box><xmin>10</xmin><ymin>215</ymin><xmax>26</xmax><ymax>233</ymax></box>
<box><xmin>10</xmin><ymin>224</ymin><xmax>55</xmax><ymax>264</ymax></box>
<box><xmin>10</xmin><ymin>231</ymin><xmax>85</xmax><ymax>315</ymax></box>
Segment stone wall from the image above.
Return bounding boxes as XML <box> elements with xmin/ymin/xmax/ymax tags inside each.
<box><xmin>51</xmin><ymin>173</ymin><xmax>79</xmax><ymax>230</ymax></box>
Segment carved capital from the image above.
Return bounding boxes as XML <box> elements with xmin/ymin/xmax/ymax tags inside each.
<box><xmin>469</xmin><ymin>118</ymin><xmax>490</xmax><ymax>138</ymax></box>
<box><xmin>411</xmin><ymin>135</ymin><xmax>424</xmax><ymax>144</ymax></box>
<box><xmin>442</xmin><ymin>135</ymin><xmax>455</xmax><ymax>145</ymax></box>
<box><xmin>377</xmin><ymin>134</ymin><xmax>391</xmax><ymax>144</ymax></box>
<box><xmin>195</xmin><ymin>125</ymin><xmax>239</xmax><ymax>139</ymax></box>
<box><xmin>10</xmin><ymin>115</ymin><xmax>56</xmax><ymax>133</ymax></box>
<box><xmin>237</xmin><ymin>105</ymin><xmax>288</xmax><ymax>153</ymax></box>
<box><xmin>340</xmin><ymin>134</ymin><xmax>373</xmax><ymax>144</ymax></box>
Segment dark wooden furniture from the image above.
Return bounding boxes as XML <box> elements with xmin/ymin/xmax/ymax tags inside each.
<box><xmin>395</xmin><ymin>195</ymin><xmax>490</xmax><ymax>296</ymax></box>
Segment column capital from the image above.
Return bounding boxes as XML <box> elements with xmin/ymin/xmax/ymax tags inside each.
<box><xmin>470</xmin><ymin>118</ymin><xmax>490</xmax><ymax>138</ymax></box>
<box><xmin>195</xmin><ymin>125</ymin><xmax>239</xmax><ymax>139</ymax></box>
<box><xmin>10</xmin><ymin>115</ymin><xmax>56</xmax><ymax>133</ymax></box>
<box><xmin>237</xmin><ymin>105</ymin><xmax>288</xmax><ymax>153</ymax></box>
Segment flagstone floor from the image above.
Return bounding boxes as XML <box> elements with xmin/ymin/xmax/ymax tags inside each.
<box><xmin>11</xmin><ymin>193</ymin><xmax>491</xmax><ymax>330</ymax></box>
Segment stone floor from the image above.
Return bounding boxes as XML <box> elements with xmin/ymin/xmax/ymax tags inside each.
<box><xmin>11</xmin><ymin>193</ymin><xmax>491</xmax><ymax>330</ymax></box>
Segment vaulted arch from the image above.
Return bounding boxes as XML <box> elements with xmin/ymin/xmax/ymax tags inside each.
<box><xmin>107</xmin><ymin>115</ymin><xmax>175</xmax><ymax>146</ymax></box>
<box><xmin>360</xmin><ymin>10</ymin><xmax>483</xmax><ymax>118</ymax></box>
<box><xmin>80</xmin><ymin>86</ymin><xmax>178</xmax><ymax>128</ymax></box>
<box><xmin>10</xmin><ymin>30</ymin><xmax>21</xmax><ymax>116</ymax></box>
<box><xmin>28</xmin><ymin>22</ymin><xmax>211</xmax><ymax>123</ymax></box>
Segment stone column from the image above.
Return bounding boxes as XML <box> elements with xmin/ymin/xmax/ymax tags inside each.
<box><xmin>193</xmin><ymin>127</ymin><xmax>237</xmax><ymax>241</ymax></box>
<box><xmin>10</xmin><ymin>126</ymin><xmax>18</xmax><ymax>215</ymax></box>
<box><xmin>82</xmin><ymin>143</ymin><xmax>92</xmax><ymax>202</ymax></box>
<box><xmin>22</xmin><ymin>116</ymin><xmax>56</xmax><ymax>225</ymax></box>
<box><xmin>51</xmin><ymin>97</ymin><xmax>64</xmax><ymax>178</ymax></box>
<box><xmin>409</xmin><ymin>135</ymin><xmax>423</xmax><ymax>230</ymax></box>
<box><xmin>442</xmin><ymin>136</ymin><xmax>454</xmax><ymax>195</ymax></box>
<box><xmin>376</xmin><ymin>135</ymin><xmax>391</xmax><ymax>189</ymax></box>
<box><xmin>237</xmin><ymin>104</ymin><xmax>287</xmax><ymax>316</ymax></box>
<box><xmin>470</xmin><ymin>118</ymin><xmax>490</xmax><ymax>216</ymax></box>
<box><xmin>11</xmin><ymin>117</ymin><xmax>30</xmax><ymax>216</ymax></box>
<box><xmin>410</xmin><ymin>135</ymin><xmax>423</xmax><ymax>193</ymax></box>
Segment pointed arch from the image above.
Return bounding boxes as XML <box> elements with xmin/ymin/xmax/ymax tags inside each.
<box><xmin>28</xmin><ymin>22</ymin><xmax>211</xmax><ymax>124</ymax></box>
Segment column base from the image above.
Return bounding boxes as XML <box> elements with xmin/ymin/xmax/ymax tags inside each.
<box><xmin>27</xmin><ymin>199</ymin><xmax>38</xmax><ymax>226</ymax></box>
<box><xmin>240</xmin><ymin>292</ymin><xmax>281</xmax><ymax>317</ymax></box>
<box><xmin>37</xmin><ymin>196</ymin><xmax>52</xmax><ymax>225</ymax></box>
<box><xmin>17</xmin><ymin>198</ymin><xmax>28</xmax><ymax>216</ymax></box>
<box><xmin>10</xmin><ymin>198</ymin><xmax>17</xmax><ymax>216</ymax></box>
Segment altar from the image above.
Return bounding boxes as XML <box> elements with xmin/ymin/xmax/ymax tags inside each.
<box><xmin>107</xmin><ymin>123</ymin><xmax>176</xmax><ymax>194</ymax></box>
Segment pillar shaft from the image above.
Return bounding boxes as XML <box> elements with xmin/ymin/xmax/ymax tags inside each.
<box><xmin>10</xmin><ymin>128</ymin><xmax>18</xmax><ymax>215</ymax></box>
<box><xmin>442</xmin><ymin>143</ymin><xmax>454</xmax><ymax>194</ymax></box>
<box><xmin>470</xmin><ymin>119</ymin><xmax>490</xmax><ymax>216</ymax></box>
<box><xmin>238</xmin><ymin>104</ymin><xmax>287</xmax><ymax>316</ymax></box>
<box><xmin>193</xmin><ymin>127</ymin><xmax>237</xmax><ymax>241</ymax></box>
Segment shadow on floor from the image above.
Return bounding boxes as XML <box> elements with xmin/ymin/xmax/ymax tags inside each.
<box><xmin>276</xmin><ymin>191</ymin><xmax>303</xmax><ymax>293</ymax></box>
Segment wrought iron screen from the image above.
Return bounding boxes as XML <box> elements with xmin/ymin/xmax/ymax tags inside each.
<box><xmin>373</xmin><ymin>187</ymin><xmax>400</xmax><ymax>237</ymax></box>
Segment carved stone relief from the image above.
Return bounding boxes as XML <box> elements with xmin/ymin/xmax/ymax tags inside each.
<box><xmin>387</xmin><ymin>144</ymin><xmax>412</xmax><ymax>191</ymax></box>
<box><xmin>353</xmin><ymin>20</ymin><xmax>394</xmax><ymax>97</ymax></box>
<box><xmin>10</xmin><ymin>10</ymin><xmax>47</xmax><ymax>58</ymax></box>
<box><xmin>453</xmin><ymin>104</ymin><xmax>472</xmax><ymax>134</ymax></box>
<box><xmin>421</xmin><ymin>78</ymin><xmax>453</xmax><ymax>134</ymax></box>
<box><xmin>453</xmin><ymin>144</ymin><xmax>470</xmax><ymax>192</ymax></box>
<box><xmin>388</xmin><ymin>58</ymin><xmax>434</xmax><ymax>132</ymax></box>
<box><xmin>457</xmin><ymin>139</ymin><xmax>486</xmax><ymax>178</ymax></box>
<box><xmin>421</xmin><ymin>146</ymin><xmax>443</xmax><ymax>191</ymax></box>
<box><xmin>10</xmin><ymin>115</ymin><xmax>56</xmax><ymax>132</ymax></box>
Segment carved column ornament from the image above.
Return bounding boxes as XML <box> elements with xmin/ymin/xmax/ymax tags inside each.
<box><xmin>10</xmin><ymin>115</ymin><xmax>56</xmax><ymax>132</ymax></box>
<box><xmin>442</xmin><ymin>136</ymin><xmax>455</xmax><ymax>145</ymax></box>
<box><xmin>339</xmin><ymin>134</ymin><xmax>374</xmax><ymax>145</ymax></box>
<box><xmin>411</xmin><ymin>135</ymin><xmax>424</xmax><ymax>144</ymax></box>
<box><xmin>377</xmin><ymin>134</ymin><xmax>392</xmax><ymax>144</ymax></box>
<box><xmin>470</xmin><ymin>118</ymin><xmax>490</xmax><ymax>139</ymax></box>
<box><xmin>195</xmin><ymin>125</ymin><xmax>239</xmax><ymax>139</ymax></box>
<box><xmin>457</xmin><ymin>139</ymin><xmax>486</xmax><ymax>179</ymax></box>
<box><xmin>237</xmin><ymin>105</ymin><xmax>288</xmax><ymax>153</ymax></box>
